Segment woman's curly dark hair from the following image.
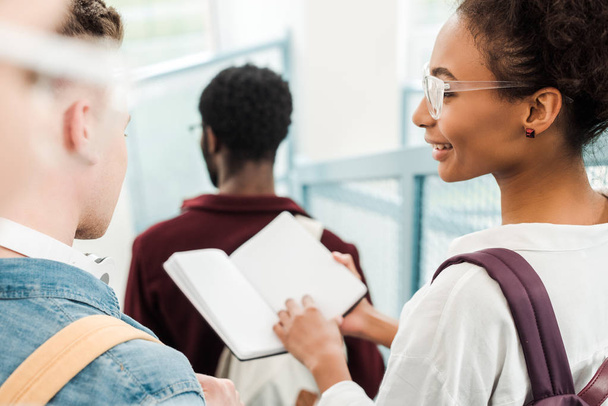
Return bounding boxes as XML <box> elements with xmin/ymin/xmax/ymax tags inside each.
<box><xmin>199</xmin><ymin>64</ymin><xmax>293</xmax><ymax>165</ymax></box>
<box><xmin>458</xmin><ymin>0</ymin><xmax>608</xmax><ymax>153</ymax></box>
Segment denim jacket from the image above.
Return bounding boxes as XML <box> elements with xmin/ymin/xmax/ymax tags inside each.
<box><xmin>0</xmin><ymin>258</ymin><xmax>206</xmax><ymax>405</ymax></box>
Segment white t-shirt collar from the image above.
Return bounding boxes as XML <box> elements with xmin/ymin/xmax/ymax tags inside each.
<box><xmin>0</xmin><ymin>217</ymin><xmax>112</xmax><ymax>284</ymax></box>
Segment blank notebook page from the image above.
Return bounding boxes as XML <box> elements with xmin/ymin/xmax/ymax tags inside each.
<box><xmin>230</xmin><ymin>212</ymin><xmax>367</xmax><ymax>319</ymax></box>
<box><xmin>166</xmin><ymin>249</ymin><xmax>283</xmax><ymax>359</ymax></box>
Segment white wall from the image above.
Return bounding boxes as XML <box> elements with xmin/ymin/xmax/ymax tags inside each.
<box><xmin>214</xmin><ymin>0</ymin><xmax>401</xmax><ymax>161</ymax></box>
<box><xmin>213</xmin><ymin>0</ymin><xmax>292</xmax><ymax>50</ymax></box>
<box><xmin>293</xmin><ymin>0</ymin><xmax>401</xmax><ymax>161</ymax></box>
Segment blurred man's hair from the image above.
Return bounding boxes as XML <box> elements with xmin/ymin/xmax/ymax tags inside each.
<box><xmin>59</xmin><ymin>0</ymin><xmax>123</xmax><ymax>42</ymax></box>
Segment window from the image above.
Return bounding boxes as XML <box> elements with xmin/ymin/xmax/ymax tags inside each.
<box><xmin>108</xmin><ymin>0</ymin><xmax>216</xmax><ymax>66</ymax></box>
<box><xmin>401</xmin><ymin>0</ymin><xmax>454</xmax><ymax>145</ymax></box>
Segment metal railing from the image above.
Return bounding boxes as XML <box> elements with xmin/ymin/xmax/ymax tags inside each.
<box><xmin>291</xmin><ymin>147</ymin><xmax>438</xmax><ymax>317</ymax></box>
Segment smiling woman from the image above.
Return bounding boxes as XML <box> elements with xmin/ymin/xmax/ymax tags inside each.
<box><xmin>273</xmin><ymin>0</ymin><xmax>608</xmax><ymax>404</ymax></box>
<box><xmin>412</xmin><ymin>13</ymin><xmax>591</xmax><ymax>189</ymax></box>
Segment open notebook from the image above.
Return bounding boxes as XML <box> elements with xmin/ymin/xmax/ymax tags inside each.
<box><xmin>163</xmin><ymin>211</ymin><xmax>367</xmax><ymax>361</ymax></box>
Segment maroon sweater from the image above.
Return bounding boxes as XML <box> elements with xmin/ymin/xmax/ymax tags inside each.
<box><xmin>124</xmin><ymin>194</ymin><xmax>385</xmax><ymax>398</ymax></box>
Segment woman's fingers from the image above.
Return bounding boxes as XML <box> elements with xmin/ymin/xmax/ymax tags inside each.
<box><xmin>286</xmin><ymin>297</ymin><xmax>302</xmax><ymax>315</ymax></box>
<box><xmin>278</xmin><ymin>309</ymin><xmax>291</xmax><ymax>328</ymax></box>
<box><xmin>332</xmin><ymin>252</ymin><xmax>361</xmax><ymax>280</ymax></box>
<box><xmin>302</xmin><ymin>294</ymin><xmax>315</xmax><ymax>308</ymax></box>
<box><xmin>273</xmin><ymin>322</ymin><xmax>285</xmax><ymax>340</ymax></box>
<box><xmin>273</xmin><ymin>295</ymin><xmax>344</xmax><ymax>371</ymax></box>
<box><xmin>278</xmin><ymin>296</ymin><xmax>313</xmax><ymax>329</ymax></box>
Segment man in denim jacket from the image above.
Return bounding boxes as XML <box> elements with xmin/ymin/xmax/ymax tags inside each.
<box><xmin>0</xmin><ymin>1</ymin><xmax>240</xmax><ymax>404</ymax></box>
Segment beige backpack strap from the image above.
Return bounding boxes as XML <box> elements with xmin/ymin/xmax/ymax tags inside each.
<box><xmin>0</xmin><ymin>314</ymin><xmax>161</xmax><ymax>406</ymax></box>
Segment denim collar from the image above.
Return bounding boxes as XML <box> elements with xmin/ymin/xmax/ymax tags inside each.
<box><xmin>0</xmin><ymin>258</ymin><xmax>121</xmax><ymax>318</ymax></box>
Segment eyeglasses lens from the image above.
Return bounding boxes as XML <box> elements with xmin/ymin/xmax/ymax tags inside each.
<box><xmin>424</xmin><ymin>75</ymin><xmax>443</xmax><ymax>120</ymax></box>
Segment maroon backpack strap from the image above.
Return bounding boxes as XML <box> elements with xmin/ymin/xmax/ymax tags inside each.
<box><xmin>432</xmin><ymin>248</ymin><xmax>575</xmax><ymax>401</ymax></box>
<box><xmin>578</xmin><ymin>358</ymin><xmax>608</xmax><ymax>406</ymax></box>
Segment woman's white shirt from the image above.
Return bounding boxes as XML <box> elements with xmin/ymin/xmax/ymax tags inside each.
<box><xmin>319</xmin><ymin>222</ymin><xmax>608</xmax><ymax>406</ymax></box>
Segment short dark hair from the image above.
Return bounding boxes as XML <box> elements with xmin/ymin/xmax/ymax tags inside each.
<box><xmin>59</xmin><ymin>0</ymin><xmax>124</xmax><ymax>42</ymax></box>
<box><xmin>199</xmin><ymin>64</ymin><xmax>293</xmax><ymax>166</ymax></box>
<box><xmin>458</xmin><ymin>0</ymin><xmax>608</xmax><ymax>154</ymax></box>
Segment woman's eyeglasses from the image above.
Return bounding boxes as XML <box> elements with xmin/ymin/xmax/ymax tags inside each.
<box><xmin>422</xmin><ymin>62</ymin><xmax>532</xmax><ymax>119</ymax></box>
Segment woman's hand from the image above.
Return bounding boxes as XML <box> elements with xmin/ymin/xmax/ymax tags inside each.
<box><xmin>273</xmin><ymin>295</ymin><xmax>344</xmax><ymax>370</ymax></box>
<box><xmin>331</xmin><ymin>252</ymin><xmax>375</xmax><ymax>338</ymax></box>
<box><xmin>332</xmin><ymin>252</ymin><xmax>400</xmax><ymax>349</ymax></box>
<box><xmin>296</xmin><ymin>389</ymin><xmax>319</xmax><ymax>406</ymax></box>
<box><xmin>196</xmin><ymin>374</ymin><xmax>244</xmax><ymax>406</ymax></box>
<box><xmin>273</xmin><ymin>296</ymin><xmax>352</xmax><ymax>392</ymax></box>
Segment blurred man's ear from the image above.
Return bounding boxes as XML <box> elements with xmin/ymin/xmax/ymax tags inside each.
<box><xmin>63</xmin><ymin>100</ymin><xmax>98</xmax><ymax>165</ymax></box>
<box><xmin>205</xmin><ymin>126</ymin><xmax>219</xmax><ymax>154</ymax></box>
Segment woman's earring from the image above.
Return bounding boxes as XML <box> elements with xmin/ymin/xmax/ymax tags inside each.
<box><xmin>525</xmin><ymin>128</ymin><xmax>536</xmax><ymax>138</ymax></box>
